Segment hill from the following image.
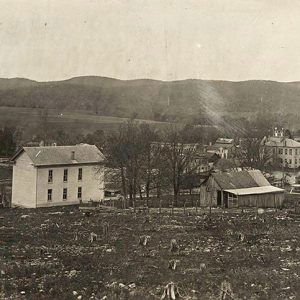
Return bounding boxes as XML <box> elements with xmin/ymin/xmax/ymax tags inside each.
<box><xmin>0</xmin><ymin>76</ymin><xmax>299</xmax><ymax>128</ymax></box>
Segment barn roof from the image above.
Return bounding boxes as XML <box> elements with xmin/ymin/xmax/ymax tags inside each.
<box><xmin>11</xmin><ymin>144</ymin><xmax>104</xmax><ymax>167</ymax></box>
<box><xmin>212</xmin><ymin>171</ymin><xmax>258</xmax><ymax>190</ymax></box>
<box><xmin>224</xmin><ymin>186</ymin><xmax>284</xmax><ymax>196</ymax></box>
<box><xmin>212</xmin><ymin>169</ymin><xmax>270</xmax><ymax>190</ymax></box>
<box><xmin>248</xmin><ymin>170</ymin><xmax>271</xmax><ymax>186</ymax></box>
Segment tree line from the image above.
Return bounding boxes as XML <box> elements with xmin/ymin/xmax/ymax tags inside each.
<box><xmin>103</xmin><ymin>121</ymin><xmax>203</xmax><ymax>208</ymax></box>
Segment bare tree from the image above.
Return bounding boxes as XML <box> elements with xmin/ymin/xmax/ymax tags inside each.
<box><xmin>138</xmin><ymin>124</ymin><xmax>165</xmax><ymax>207</ymax></box>
<box><xmin>237</xmin><ymin>138</ymin><xmax>272</xmax><ymax>170</ymax></box>
<box><xmin>160</xmin><ymin>125</ymin><xmax>200</xmax><ymax>207</ymax></box>
<box><xmin>104</xmin><ymin>120</ymin><xmax>146</xmax><ymax>207</ymax></box>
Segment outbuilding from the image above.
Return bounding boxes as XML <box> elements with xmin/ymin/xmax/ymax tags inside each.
<box><xmin>200</xmin><ymin>169</ymin><xmax>284</xmax><ymax>208</ymax></box>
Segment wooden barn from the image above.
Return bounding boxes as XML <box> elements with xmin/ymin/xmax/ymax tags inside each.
<box><xmin>200</xmin><ymin>169</ymin><xmax>284</xmax><ymax>208</ymax></box>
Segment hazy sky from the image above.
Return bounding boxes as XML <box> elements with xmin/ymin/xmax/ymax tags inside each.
<box><xmin>1</xmin><ymin>0</ymin><xmax>300</xmax><ymax>82</ymax></box>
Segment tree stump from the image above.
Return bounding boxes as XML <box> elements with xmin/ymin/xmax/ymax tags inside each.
<box><xmin>168</xmin><ymin>259</ymin><xmax>180</xmax><ymax>270</ymax></box>
<box><xmin>89</xmin><ymin>232</ymin><xmax>98</xmax><ymax>243</ymax></box>
<box><xmin>169</xmin><ymin>239</ymin><xmax>179</xmax><ymax>253</ymax></box>
<box><xmin>161</xmin><ymin>282</ymin><xmax>179</xmax><ymax>299</ymax></box>
<box><xmin>219</xmin><ymin>279</ymin><xmax>234</xmax><ymax>300</ymax></box>
<box><xmin>139</xmin><ymin>235</ymin><xmax>150</xmax><ymax>246</ymax></box>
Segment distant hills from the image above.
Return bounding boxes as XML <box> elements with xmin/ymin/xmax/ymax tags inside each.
<box><xmin>0</xmin><ymin>76</ymin><xmax>299</xmax><ymax>126</ymax></box>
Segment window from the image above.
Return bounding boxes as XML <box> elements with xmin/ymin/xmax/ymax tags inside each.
<box><xmin>78</xmin><ymin>187</ymin><xmax>82</xmax><ymax>199</ymax></box>
<box><xmin>47</xmin><ymin>189</ymin><xmax>52</xmax><ymax>201</ymax></box>
<box><xmin>295</xmin><ymin>159</ymin><xmax>298</xmax><ymax>165</ymax></box>
<box><xmin>48</xmin><ymin>170</ymin><xmax>53</xmax><ymax>183</ymax></box>
<box><xmin>289</xmin><ymin>149</ymin><xmax>293</xmax><ymax>155</ymax></box>
<box><xmin>63</xmin><ymin>169</ymin><xmax>68</xmax><ymax>182</ymax></box>
<box><xmin>285</xmin><ymin>149</ymin><xmax>288</xmax><ymax>155</ymax></box>
<box><xmin>78</xmin><ymin>168</ymin><xmax>82</xmax><ymax>181</ymax></box>
<box><xmin>289</xmin><ymin>159</ymin><xmax>292</xmax><ymax>164</ymax></box>
<box><xmin>63</xmin><ymin>188</ymin><xmax>68</xmax><ymax>200</ymax></box>
<box><xmin>279</xmin><ymin>148</ymin><xmax>283</xmax><ymax>154</ymax></box>
<box><xmin>296</xmin><ymin>149</ymin><xmax>298</xmax><ymax>155</ymax></box>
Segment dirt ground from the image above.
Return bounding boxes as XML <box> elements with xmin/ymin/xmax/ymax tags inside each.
<box><xmin>1</xmin><ymin>206</ymin><xmax>300</xmax><ymax>299</ymax></box>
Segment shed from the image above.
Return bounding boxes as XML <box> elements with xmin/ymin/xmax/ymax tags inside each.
<box><xmin>200</xmin><ymin>169</ymin><xmax>284</xmax><ymax>208</ymax></box>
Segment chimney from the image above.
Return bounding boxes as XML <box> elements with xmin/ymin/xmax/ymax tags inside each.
<box><xmin>71</xmin><ymin>151</ymin><xmax>75</xmax><ymax>160</ymax></box>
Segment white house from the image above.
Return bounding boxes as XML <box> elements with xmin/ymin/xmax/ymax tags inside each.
<box><xmin>265</xmin><ymin>128</ymin><xmax>300</xmax><ymax>169</ymax></box>
<box><xmin>11</xmin><ymin>144</ymin><xmax>105</xmax><ymax>208</ymax></box>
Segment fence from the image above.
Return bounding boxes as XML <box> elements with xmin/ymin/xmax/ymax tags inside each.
<box><xmin>134</xmin><ymin>194</ymin><xmax>200</xmax><ymax>208</ymax></box>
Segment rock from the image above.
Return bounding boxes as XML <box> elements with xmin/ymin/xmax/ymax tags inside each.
<box><xmin>69</xmin><ymin>270</ymin><xmax>77</xmax><ymax>278</ymax></box>
<box><xmin>77</xmin><ymin>296</ymin><xmax>83</xmax><ymax>300</ymax></box>
<box><xmin>119</xmin><ymin>283</ymin><xmax>126</xmax><ymax>288</ymax></box>
<box><xmin>258</xmin><ymin>208</ymin><xmax>265</xmax><ymax>215</ymax></box>
<box><xmin>20</xmin><ymin>291</ymin><xmax>26</xmax><ymax>295</ymax></box>
<box><xmin>73</xmin><ymin>291</ymin><xmax>78</xmax><ymax>296</ymax></box>
<box><xmin>20</xmin><ymin>215</ymin><xmax>30</xmax><ymax>219</ymax></box>
<box><xmin>128</xmin><ymin>283</ymin><xmax>136</xmax><ymax>289</ymax></box>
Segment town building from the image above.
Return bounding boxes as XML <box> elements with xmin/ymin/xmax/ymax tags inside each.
<box><xmin>200</xmin><ymin>169</ymin><xmax>284</xmax><ymax>208</ymax></box>
<box><xmin>11</xmin><ymin>144</ymin><xmax>105</xmax><ymax>208</ymax></box>
<box><xmin>265</xmin><ymin>127</ymin><xmax>300</xmax><ymax>169</ymax></box>
<box><xmin>207</xmin><ymin>138</ymin><xmax>236</xmax><ymax>159</ymax></box>
<box><xmin>187</xmin><ymin>152</ymin><xmax>220</xmax><ymax>174</ymax></box>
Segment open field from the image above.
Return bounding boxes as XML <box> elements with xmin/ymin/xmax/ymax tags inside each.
<box><xmin>1</xmin><ymin>206</ymin><xmax>300</xmax><ymax>299</ymax></box>
<box><xmin>0</xmin><ymin>106</ymin><xmax>169</xmax><ymax>138</ymax></box>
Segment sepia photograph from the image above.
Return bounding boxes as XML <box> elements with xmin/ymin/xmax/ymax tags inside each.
<box><xmin>1</xmin><ymin>0</ymin><xmax>300</xmax><ymax>299</ymax></box>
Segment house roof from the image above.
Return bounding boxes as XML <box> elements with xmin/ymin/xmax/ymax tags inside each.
<box><xmin>212</xmin><ymin>169</ymin><xmax>270</xmax><ymax>190</ymax></box>
<box><xmin>11</xmin><ymin>144</ymin><xmax>104</xmax><ymax>167</ymax></box>
<box><xmin>224</xmin><ymin>185</ymin><xmax>284</xmax><ymax>196</ymax></box>
<box><xmin>265</xmin><ymin>137</ymin><xmax>300</xmax><ymax>148</ymax></box>
<box><xmin>216</xmin><ymin>138</ymin><xmax>234</xmax><ymax>144</ymax></box>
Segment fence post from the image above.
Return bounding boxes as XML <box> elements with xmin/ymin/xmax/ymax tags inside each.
<box><xmin>159</xmin><ymin>198</ymin><xmax>162</xmax><ymax>214</ymax></box>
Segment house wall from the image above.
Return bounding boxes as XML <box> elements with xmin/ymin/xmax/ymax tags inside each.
<box><xmin>11</xmin><ymin>152</ymin><xmax>37</xmax><ymax>208</ymax></box>
<box><xmin>36</xmin><ymin>164</ymin><xmax>104</xmax><ymax>207</ymax></box>
<box><xmin>269</xmin><ymin>146</ymin><xmax>300</xmax><ymax>169</ymax></box>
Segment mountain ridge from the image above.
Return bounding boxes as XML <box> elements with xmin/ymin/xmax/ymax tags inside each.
<box><xmin>0</xmin><ymin>76</ymin><xmax>299</xmax><ymax>126</ymax></box>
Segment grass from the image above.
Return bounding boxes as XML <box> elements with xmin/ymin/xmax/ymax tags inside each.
<box><xmin>1</xmin><ymin>206</ymin><xmax>300</xmax><ymax>299</ymax></box>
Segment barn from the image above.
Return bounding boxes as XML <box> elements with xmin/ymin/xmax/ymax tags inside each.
<box><xmin>200</xmin><ymin>169</ymin><xmax>284</xmax><ymax>208</ymax></box>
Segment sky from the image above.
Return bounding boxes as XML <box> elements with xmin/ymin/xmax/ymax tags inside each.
<box><xmin>1</xmin><ymin>0</ymin><xmax>300</xmax><ymax>82</ymax></box>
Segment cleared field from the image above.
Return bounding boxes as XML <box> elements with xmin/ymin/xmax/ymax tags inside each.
<box><xmin>1</xmin><ymin>206</ymin><xmax>300</xmax><ymax>299</ymax></box>
<box><xmin>0</xmin><ymin>106</ymin><xmax>169</xmax><ymax>137</ymax></box>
